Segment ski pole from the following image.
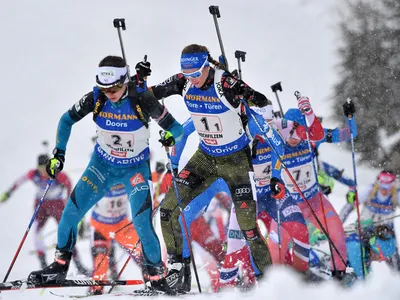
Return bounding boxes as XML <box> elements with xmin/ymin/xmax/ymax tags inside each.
<box><xmin>294</xmin><ymin>90</ymin><xmax>337</xmax><ymax>272</ymax></box>
<box><xmin>113</xmin><ymin>18</ymin><xmax>131</xmax><ymax>78</ymax></box>
<box><xmin>271</xmin><ymin>82</ymin><xmax>284</xmax><ymax>117</ymax></box>
<box><xmin>234</xmin><ymin>50</ymin><xmax>246</xmax><ymax>80</ymax></box>
<box><xmin>209</xmin><ymin>5</ymin><xmax>229</xmax><ymax>70</ymax></box>
<box><xmin>113</xmin><ymin>18</ymin><xmax>148</xmax><ymax>87</ymax></box>
<box><xmin>245</xmin><ymin>104</ymin><xmax>348</xmax><ymax>267</ymax></box>
<box><xmin>163</xmin><ymin>145</ymin><xmax>202</xmax><ymax>293</ymax></box>
<box><xmin>2</xmin><ymin>180</ymin><xmax>53</xmax><ymax>282</ymax></box>
<box><xmin>346</xmin><ymin>98</ymin><xmax>366</xmax><ymax>279</ymax></box>
<box><xmin>276</xmin><ymin>200</ymin><xmax>283</xmax><ymax>264</ymax></box>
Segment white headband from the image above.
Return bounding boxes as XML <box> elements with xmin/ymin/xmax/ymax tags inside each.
<box><xmin>250</xmin><ymin>105</ymin><xmax>274</xmax><ymax>121</ymax></box>
<box><xmin>96</xmin><ymin>66</ymin><xmax>128</xmax><ymax>88</ymax></box>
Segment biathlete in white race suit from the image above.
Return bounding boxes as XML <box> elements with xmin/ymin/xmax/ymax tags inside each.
<box><xmin>0</xmin><ymin>154</ymin><xmax>89</xmax><ymax>275</ymax></box>
<box><xmin>147</xmin><ymin>44</ymin><xmax>273</xmax><ymax>292</ymax></box>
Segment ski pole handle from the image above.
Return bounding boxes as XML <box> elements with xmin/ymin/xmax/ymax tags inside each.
<box><xmin>234</xmin><ymin>50</ymin><xmax>246</xmax><ymax>62</ymax></box>
<box><xmin>209</xmin><ymin>5</ymin><xmax>221</xmax><ymax>18</ymax></box>
<box><xmin>271</xmin><ymin>82</ymin><xmax>282</xmax><ymax>93</ymax></box>
<box><xmin>234</xmin><ymin>50</ymin><xmax>246</xmax><ymax>80</ymax></box>
<box><xmin>294</xmin><ymin>90</ymin><xmax>302</xmax><ymax>100</ymax></box>
<box><xmin>113</xmin><ymin>18</ymin><xmax>126</xmax><ymax>30</ymax></box>
<box><xmin>271</xmin><ymin>82</ymin><xmax>284</xmax><ymax>116</ymax></box>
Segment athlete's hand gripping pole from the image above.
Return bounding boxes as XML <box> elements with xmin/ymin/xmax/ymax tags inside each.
<box><xmin>2</xmin><ymin>180</ymin><xmax>54</xmax><ymax>283</ymax></box>
<box><xmin>162</xmin><ymin>139</ymin><xmax>202</xmax><ymax>293</ymax></box>
<box><xmin>346</xmin><ymin>97</ymin><xmax>365</xmax><ymax>279</ymax></box>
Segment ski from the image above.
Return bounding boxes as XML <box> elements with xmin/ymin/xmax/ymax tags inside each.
<box><xmin>50</xmin><ymin>289</ymin><xmax>201</xmax><ymax>298</ymax></box>
<box><xmin>0</xmin><ymin>278</ymin><xmax>144</xmax><ymax>291</ymax></box>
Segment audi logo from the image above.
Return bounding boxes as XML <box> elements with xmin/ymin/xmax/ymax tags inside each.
<box><xmin>235</xmin><ymin>188</ymin><xmax>251</xmax><ymax>195</ymax></box>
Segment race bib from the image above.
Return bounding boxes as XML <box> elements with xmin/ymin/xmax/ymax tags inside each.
<box><xmin>94</xmin><ymin>195</ymin><xmax>128</xmax><ymax>219</ymax></box>
<box><xmin>253</xmin><ymin>162</ymin><xmax>272</xmax><ymax>187</ymax></box>
<box><xmin>191</xmin><ymin>113</ymin><xmax>243</xmax><ymax>146</ymax></box>
<box><xmin>283</xmin><ymin>163</ymin><xmax>315</xmax><ymax>193</ymax></box>
<box><xmin>97</xmin><ymin>129</ymin><xmax>140</xmax><ymax>158</ymax></box>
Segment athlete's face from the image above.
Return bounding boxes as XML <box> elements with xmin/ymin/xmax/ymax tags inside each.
<box><xmin>287</xmin><ymin>137</ymin><xmax>301</xmax><ymax>147</ymax></box>
<box><xmin>101</xmin><ymin>84</ymin><xmax>127</xmax><ymax>103</ymax></box>
<box><xmin>379</xmin><ymin>186</ymin><xmax>391</xmax><ymax>197</ymax></box>
<box><xmin>183</xmin><ymin>66</ymin><xmax>210</xmax><ymax>88</ymax></box>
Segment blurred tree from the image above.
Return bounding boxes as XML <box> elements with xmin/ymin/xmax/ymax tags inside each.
<box><xmin>333</xmin><ymin>0</ymin><xmax>400</xmax><ymax>172</ymax></box>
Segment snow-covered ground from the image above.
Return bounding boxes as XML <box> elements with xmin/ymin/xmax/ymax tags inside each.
<box><xmin>1</xmin><ymin>0</ymin><xmax>399</xmax><ymax>299</ymax></box>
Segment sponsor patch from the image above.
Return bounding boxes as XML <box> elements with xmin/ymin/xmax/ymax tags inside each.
<box><xmin>130</xmin><ymin>173</ymin><xmax>145</xmax><ymax>187</ymax></box>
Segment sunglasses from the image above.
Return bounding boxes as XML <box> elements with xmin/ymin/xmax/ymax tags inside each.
<box><xmin>100</xmin><ymin>84</ymin><xmax>123</xmax><ymax>94</ymax></box>
<box><xmin>182</xmin><ymin>60</ymin><xmax>208</xmax><ymax>79</ymax></box>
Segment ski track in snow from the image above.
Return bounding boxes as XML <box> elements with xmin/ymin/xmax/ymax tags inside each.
<box><xmin>1</xmin><ymin>0</ymin><xmax>399</xmax><ymax>299</ymax></box>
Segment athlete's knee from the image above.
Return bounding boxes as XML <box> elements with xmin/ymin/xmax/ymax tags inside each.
<box><xmin>160</xmin><ymin>207</ymin><xmax>174</xmax><ymax>223</ymax></box>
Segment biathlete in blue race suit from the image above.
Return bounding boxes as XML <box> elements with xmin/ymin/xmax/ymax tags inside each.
<box><xmin>28</xmin><ymin>55</ymin><xmax>183</xmax><ymax>294</ymax></box>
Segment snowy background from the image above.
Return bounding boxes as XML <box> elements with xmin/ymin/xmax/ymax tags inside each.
<box><xmin>0</xmin><ymin>0</ymin><xmax>399</xmax><ymax>299</ymax></box>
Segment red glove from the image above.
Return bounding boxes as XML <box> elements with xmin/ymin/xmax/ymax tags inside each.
<box><xmin>297</xmin><ymin>96</ymin><xmax>313</xmax><ymax>115</ymax></box>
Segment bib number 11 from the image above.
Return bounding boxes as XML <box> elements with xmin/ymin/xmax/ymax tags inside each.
<box><xmin>193</xmin><ymin>115</ymin><xmax>222</xmax><ymax>133</ymax></box>
<box><xmin>200</xmin><ymin>117</ymin><xmax>220</xmax><ymax>132</ymax></box>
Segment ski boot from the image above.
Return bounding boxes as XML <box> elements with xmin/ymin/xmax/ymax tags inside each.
<box><xmin>138</xmin><ymin>263</ymin><xmax>176</xmax><ymax>296</ymax></box>
<box><xmin>332</xmin><ymin>268</ymin><xmax>357</xmax><ymax>287</ymax></box>
<box><xmin>165</xmin><ymin>254</ymin><xmax>184</xmax><ymax>290</ymax></box>
<box><xmin>28</xmin><ymin>249</ymin><xmax>72</xmax><ymax>283</ymax></box>
<box><xmin>88</xmin><ymin>286</ymin><xmax>104</xmax><ymax>295</ymax></box>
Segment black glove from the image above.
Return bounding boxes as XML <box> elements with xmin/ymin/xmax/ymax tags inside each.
<box><xmin>135</xmin><ymin>61</ymin><xmax>151</xmax><ymax>80</ymax></box>
<box><xmin>270</xmin><ymin>177</ymin><xmax>285</xmax><ymax>200</ymax></box>
<box><xmin>46</xmin><ymin>148</ymin><xmax>65</xmax><ymax>179</ymax></box>
<box><xmin>343</xmin><ymin>99</ymin><xmax>356</xmax><ymax>118</ymax></box>
<box><xmin>158</xmin><ymin>131</ymin><xmax>175</xmax><ymax>147</ymax></box>
<box><xmin>238</xmin><ymin>80</ymin><xmax>255</xmax><ymax>101</ymax></box>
